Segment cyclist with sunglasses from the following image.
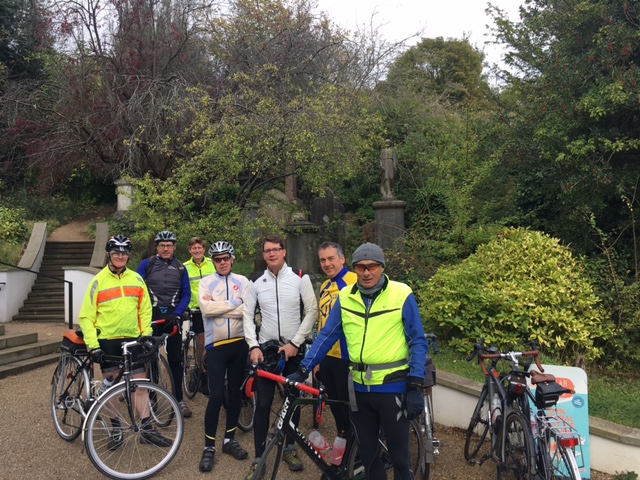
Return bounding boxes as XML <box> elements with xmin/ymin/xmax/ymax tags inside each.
<box><xmin>197</xmin><ymin>241</ymin><xmax>251</xmax><ymax>472</ymax></box>
<box><xmin>288</xmin><ymin>242</ymin><xmax>428</xmax><ymax>480</ymax></box>
<box><xmin>243</xmin><ymin>234</ymin><xmax>318</xmax><ymax>478</ymax></box>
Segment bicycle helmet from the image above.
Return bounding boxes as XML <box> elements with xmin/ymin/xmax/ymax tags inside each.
<box><xmin>105</xmin><ymin>235</ymin><xmax>133</xmax><ymax>253</ymax></box>
<box><xmin>154</xmin><ymin>230</ymin><xmax>177</xmax><ymax>244</ymax></box>
<box><xmin>208</xmin><ymin>240</ymin><xmax>236</xmax><ymax>259</ymax></box>
<box><xmin>261</xmin><ymin>340</ymin><xmax>285</xmax><ymax>374</ymax></box>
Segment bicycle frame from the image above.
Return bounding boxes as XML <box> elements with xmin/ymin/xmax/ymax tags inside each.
<box><xmin>82</xmin><ymin>335</ymin><xmax>169</xmax><ymax>436</ymax></box>
<box><xmin>470</xmin><ymin>343</ymin><xmax>542</xmax><ymax>473</ymax></box>
<box><xmin>254</xmin><ymin>369</ymin><xmax>359</xmax><ymax>480</ymax></box>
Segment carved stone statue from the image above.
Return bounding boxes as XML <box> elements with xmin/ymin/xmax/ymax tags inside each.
<box><xmin>380</xmin><ymin>139</ymin><xmax>397</xmax><ymax>199</ymax></box>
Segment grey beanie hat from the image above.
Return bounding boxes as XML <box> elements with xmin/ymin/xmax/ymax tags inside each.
<box><xmin>351</xmin><ymin>242</ymin><xmax>386</xmax><ymax>267</ymax></box>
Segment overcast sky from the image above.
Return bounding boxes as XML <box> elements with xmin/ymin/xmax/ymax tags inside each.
<box><xmin>315</xmin><ymin>0</ymin><xmax>523</xmax><ymax>68</ymax></box>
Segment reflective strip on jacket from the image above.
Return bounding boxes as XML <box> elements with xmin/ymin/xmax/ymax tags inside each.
<box><xmin>78</xmin><ymin>266</ymin><xmax>152</xmax><ymax>350</ymax></box>
<box><xmin>340</xmin><ymin>280</ymin><xmax>412</xmax><ymax>386</ymax></box>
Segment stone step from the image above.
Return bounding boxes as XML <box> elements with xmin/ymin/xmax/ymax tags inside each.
<box><xmin>0</xmin><ymin>338</ymin><xmax>60</xmax><ymax>367</ymax></box>
<box><xmin>0</xmin><ymin>324</ymin><xmax>5</xmax><ymax>336</ymax></box>
<box><xmin>0</xmin><ymin>332</ymin><xmax>38</xmax><ymax>350</ymax></box>
<box><xmin>18</xmin><ymin>305</ymin><xmax>65</xmax><ymax>315</ymax></box>
<box><xmin>0</xmin><ymin>352</ymin><xmax>60</xmax><ymax>379</ymax></box>
<box><xmin>12</xmin><ymin>313</ymin><xmax>66</xmax><ymax>322</ymax></box>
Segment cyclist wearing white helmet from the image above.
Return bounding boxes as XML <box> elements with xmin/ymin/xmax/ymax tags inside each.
<box><xmin>78</xmin><ymin>235</ymin><xmax>172</xmax><ymax>448</ymax></box>
<box><xmin>197</xmin><ymin>240</ymin><xmax>251</xmax><ymax>471</ymax></box>
<box><xmin>137</xmin><ymin>230</ymin><xmax>192</xmax><ymax>417</ymax></box>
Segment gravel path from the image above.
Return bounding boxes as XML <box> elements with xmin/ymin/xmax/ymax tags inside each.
<box><xmin>0</xmin><ymin>321</ymin><xmax>613</xmax><ymax>480</ymax></box>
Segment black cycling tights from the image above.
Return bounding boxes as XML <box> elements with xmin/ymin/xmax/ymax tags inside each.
<box><xmin>351</xmin><ymin>391</ymin><xmax>412</xmax><ymax>480</ymax></box>
<box><xmin>203</xmin><ymin>340</ymin><xmax>249</xmax><ymax>447</ymax></box>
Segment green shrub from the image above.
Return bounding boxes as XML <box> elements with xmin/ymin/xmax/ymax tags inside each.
<box><xmin>418</xmin><ymin>227</ymin><xmax>611</xmax><ymax>363</ymax></box>
<box><xmin>0</xmin><ymin>206</ymin><xmax>28</xmax><ymax>245</ymax></box>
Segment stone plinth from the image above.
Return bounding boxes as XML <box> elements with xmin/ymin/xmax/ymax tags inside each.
<box><xmin>372</xmin><ymin>199</ymin><xmax>406</xmax><ymax>250</ymax></box>
<box><xmin>284</xmin><ymin>221</ymin><xmax>320</xmax><ymax>275</ymax></box>
<box><xmin>114</xmin><ymin>178</ymin><xmax>133</xmax><ymax>213</ymax></box>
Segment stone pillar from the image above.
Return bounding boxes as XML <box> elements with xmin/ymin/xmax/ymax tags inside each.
<box><xmin>284</xmin><ymin>221</ymin><xmax>320</xmax><ymax>276</ymax></box>
<box><xmin>372</xmin><ymin>199</ymin><xmax>406</xmax><ymax>250</ymax></box>
<box><xmin>114</xmin><ymin>178</ymin><xmax>134</xmax><ymax>213</ymax></box>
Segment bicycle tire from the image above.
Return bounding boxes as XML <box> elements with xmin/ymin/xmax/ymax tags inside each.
<box><xmin>84</xmin><ymin>380</ymin><xmax>184</xmax><ymax>480</ymax></box>
<box><xmin>147</xmin><ymin>355</ymin><xmax>175</xmax><ymax>428</ymax></box>
<box><xmin>464</xmin><ymin>384</ymin><xmax>491</xmax><ymax>463</ymax></box>
<box><xmin>548</xmin><ymin>434</ymin><xmax>581</xmax><ymax>480</ymax></box>
<box><xmin>182</xmin><ymin>334</ymin><xmax>201</xmax><ymax>399</ymax></box>
<box><xmin>497</xmin><ymin>410</ymin><xmax>535</xmax><ymax>480</ymax></box>
<box><xmin>421</xmin><ymin>391</ymin><xmax>436</xmax><ymax>480</ymax></box>
<box><xmin>238</xmin><ymin>389</ymin><xmax>256</xmax><ymax>432</ymax></box>
<box><xmin>51</xmin><ymin>353</ymin><xmax>90</xmax><ymax>441</ymax></box>
<box><xmin>252</xmin><ymin>434</ymin><xmax>283</xmax><ymax>480</ymax></box>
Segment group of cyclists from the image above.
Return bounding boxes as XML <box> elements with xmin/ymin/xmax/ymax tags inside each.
<box><xmin>78</xmin><ymin>230</ymin><xmax>430</xmax><ymax>479</ymax></box>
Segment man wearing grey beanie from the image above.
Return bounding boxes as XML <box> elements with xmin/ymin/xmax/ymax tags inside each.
<box><xmin>288</xmin><ymin>241</ymin><xmax>428</xmax><ymax>480</ymax></box>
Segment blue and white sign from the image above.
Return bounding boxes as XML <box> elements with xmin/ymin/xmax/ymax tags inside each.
<box><xmin>530</xmin><ymin>365</ymin><xmax>591</xmax><ymax>479</ymax></box>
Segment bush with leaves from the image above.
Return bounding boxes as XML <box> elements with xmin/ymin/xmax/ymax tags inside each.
<box><xmin>418</xmin><ymin>227</ymin><xmax>611</xmax><ymax>363</ymax></box>
<box><xmin>0</xmin><ymin>206</ymin><xmax>28</xmax><ymax>245</ymax></box>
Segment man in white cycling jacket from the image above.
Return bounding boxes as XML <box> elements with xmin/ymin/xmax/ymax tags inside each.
<box><xmin>243</xmin><ymin>234</ymin><xmax>318</xmax><ymax>477</ymax></box>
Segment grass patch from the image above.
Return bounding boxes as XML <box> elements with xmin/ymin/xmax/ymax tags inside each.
<box><xmin>431</xmin><ymin>344</ymin><xmax>640</xmax><ymax>429</ymax></box>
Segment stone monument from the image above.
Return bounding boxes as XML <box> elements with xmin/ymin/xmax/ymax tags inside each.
<box><xmin>373</xmin><ymin>140</ymin><xmax>406</xmax><ymax>249</ymax></box>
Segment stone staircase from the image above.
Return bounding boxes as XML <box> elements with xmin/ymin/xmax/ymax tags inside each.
<box><xmin>13</xmin><ymin>241</ymin><xmax>94</xmax><ymax>322</ymax></box>
<box><xmin>0</xmin><ymin>323</ymin><xmax>60</xmax><ymax>379</ymax></box>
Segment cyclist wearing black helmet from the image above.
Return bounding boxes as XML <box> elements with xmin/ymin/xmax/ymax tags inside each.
<box><xmin>137</xmin><ymin>230</ymin><xmax>192</xmax><ymax>417</ymax></box>
<box><xmin>196</xmin><ymin>240</ymin><xmax>251</xmax><ymax>472</ymax></box>
<box><xmin>79</xmin><ymin>235</ymin><xmax>172</xmax><ymax>448</ymax></box>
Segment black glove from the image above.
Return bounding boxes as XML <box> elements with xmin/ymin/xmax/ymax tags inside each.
<box><xmin>165</xmin><ymin>313</ymin><xmax>181</xmax><ymax>327</ymax></box>
<box><xmin>286</xmin><ymin>365</ymin><xmax>309</xmax><ymax>385</ymax></box>
<box><xmin>91</xmin><ymin>349</ymin><xmax>104</xmax><ymax>364</ymax></box>
<box><xmin>404</xmin><ymin>378</ymin><xmax>424</xmax><ymax>420</ymax></box>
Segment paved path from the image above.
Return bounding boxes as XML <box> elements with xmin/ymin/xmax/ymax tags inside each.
<box><xmin>0</xmin><ymin>321</ymin><xmax>613</xmax><ymax>479</ymax></box>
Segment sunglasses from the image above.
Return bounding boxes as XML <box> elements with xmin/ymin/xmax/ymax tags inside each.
<box><xmin>354</xmin><ymin>263</ymin><xmax>382</xmax><ymax>274</ymax></box>
<box><xmin>263</xmin><ymin>248</ymin><xmax>283</xmax><ymax>255</ymax></box>
<box><xmin>213</xmin><ymin>255</ymin><xmax>232</xmax><ymax>263</ymax></box>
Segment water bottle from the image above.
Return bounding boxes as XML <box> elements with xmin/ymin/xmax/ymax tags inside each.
<box><xmin>490</xmin><ymin>393</ymin><xmax>502</xmax><ymax>424</ymax></box>
<box><xmin>98</xmin><ymin>375</ymin><xmax>115</xmax><ymax>395</ymax></box>
<box><xmin>309</xmin><ymin>430</ymin><xmax>330</xmax><ymax>459</ymax></box>
<box><xmin>328</xmin><ymin>432</ymin><xmax>347</xmax><ymax>466</ymax></box>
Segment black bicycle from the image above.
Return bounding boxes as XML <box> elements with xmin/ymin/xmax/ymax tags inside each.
<box><xmin>182</xmin><ymin>309</ymin><xmax>204</xmax><ymax>399</ymax></box>
<box><xmin>464</xmin><ymin>339</ymin><xmax>582</xmax><ymax>479</ymax></box>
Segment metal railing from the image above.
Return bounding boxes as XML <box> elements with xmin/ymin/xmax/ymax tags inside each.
<box><xmin>0</xmin><ymin>261</ymin><xmax>73</xmax><ymax>329</ymax></box>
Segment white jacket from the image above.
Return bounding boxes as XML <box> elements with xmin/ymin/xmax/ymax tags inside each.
<box><xmin>243</xmin><ymin>263</ymin><xmax>318</xmax><ymax>349</ymax></box>
<box><xmin>199</xmin><ymin>271</ymin><xmax>251</xmax><ymax>348</ymax></box>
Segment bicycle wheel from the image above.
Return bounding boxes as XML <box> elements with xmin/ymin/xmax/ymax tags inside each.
<box><xmin>497</xmin><ymin>411</ymin><xmax>535</xmax><ymax>480</ymax></box>
<box><xmin>84</xmin><ymin>380</ymin><xmax>184</xmax><ymax>480</ymax></box>
<box><xmin>464</xmin><ymin>385</ymin><xmax>491</xmax><ymax>463</ymax></box>
<box><xmin>146</xmin><ymin>354</ymin><xmax>175</xmax><ymax>427</ymax></box>
<box><xmin>409</xmin><ymin>418</ymin><xmax>425</xmax><ymax>479</ymax></box>
<box><xmin>182</xmin><ymin>335</ymin><xmax>201</xmax><ymax>399</ymax></box>
<box><xmin>238</xmin><ymin>389</ymin><xmax>256</xmax><ymax>432</ymax></box>
<box><xmin>51</xmin><ymin>353</ymin><xmax>90</xmax><ymax>441</ymax></box>
<box><xmin>421</xmin><ymin>391</ymin><xmax>436</xmax><ymax>480</ymax></box>
<box><xmin>147</xmin><ymin>353</ymin><xmax>175</xmax><ymax>396</ymax></box>
<box><xmin>547</xmin><ymin>435</ymin><xmax>581</xmax><ymax>480</ymax></box>
<box><xmin>252</xmin><ymin>434</ymin><xmax>283</xmax><ymax>480</ymax></box>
